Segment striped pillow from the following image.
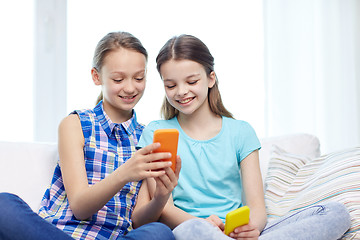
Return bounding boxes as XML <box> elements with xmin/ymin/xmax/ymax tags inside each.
<box><xmin>264</xmin><ymin>146</ymin><xmax>360</xmax><ymax>239</ymax></box>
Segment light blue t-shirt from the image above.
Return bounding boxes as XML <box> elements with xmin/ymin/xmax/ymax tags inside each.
<box><xmin>138</xmin><ymin>116</ymin><xmax>261</xmax><ymax>222</ymax></box>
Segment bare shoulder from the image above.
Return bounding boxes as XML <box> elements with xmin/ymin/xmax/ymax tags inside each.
<box><xmin>59</xmin><ymin>114</ymin><xmax>80</xmax><ymax>130</ymax></box>
<box><xmin>60</xmin><ymin>113</ymin><xmax>80</xmax><ymax>126</ymax></box>
<box><xmin>58</xmin><ymin>114</ymin><xmax>84</xmax><ymax>144</ymax></box>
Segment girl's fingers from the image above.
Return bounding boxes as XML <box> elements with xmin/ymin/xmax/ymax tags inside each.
<box><xmin>138</xmin><ymin>143</ymin><xmax>175</xmax><ymax>163</ymax></box>
<box><xmin>174</xmin><ymin>156</ymin><xmax>181</xmax><ymax>177</ymax></box>
<box><xmin>230</xmin><ymin>229</ymin><xmax>259</xmax><ymax>239</ymax></box>
<box><xmin>230</xmin><ymin>223</ymin><xmax>260</xmax><ymax>239</ymax></box>
<box><xmin>164</xmin><ymin>166</ymin><xmax>178</xmax><ymax>184</ymax></box>
<box><xmin>147</xmin><ymin>161</ymin><xmax>172</xmax><ymax>172</ymax></box>
<box><xmin>234</xmin><ymin>222</ymin><xmax>257</xmax><ymax>233</ymax></box>
<box><xmin>206</xmin><ymin>215</ymin><xmax>224</xmax><ymax>230</ymax></box>
<box><xmin>154</xmin><ymin>176</ymin><xmax>166</xmax><ymax>188</ymax></box>
<box><xmin>157</xmin><ymin>173</ymin><xmax>173</xmax><ymax>189</ymax></box>
<box><xmin>146</xmin><ymin>169</ymin><xmax>166</xmax><ymax>178</ymax></box>
<box><xmin>137</xmin><ymin>142</ymin><xmax>161</xmax><ymax>155</ymax></box>
<box><xmin>147</xmin><ymin>152</ymin><xmax>172</xmax><ymax>163</ymax></box>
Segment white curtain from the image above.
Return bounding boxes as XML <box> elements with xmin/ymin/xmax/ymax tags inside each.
<box><xmin>264</xmin><ymin>0</ymin><xmax>360</xmax><ymax>154</ymax></box>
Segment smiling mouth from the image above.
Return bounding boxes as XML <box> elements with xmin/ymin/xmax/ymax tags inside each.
<box><xmin>120</xmin><ymin>95</ymin><xmax>137</xmax><ymax>99</ymax></box>
<box><xmin>177</xmin><ymin>97</ymin><xmax>195</xmax><ymax>104</ymax></box>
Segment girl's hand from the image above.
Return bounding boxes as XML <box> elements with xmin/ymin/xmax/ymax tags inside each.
<box><xmin>153</xmin><ymin>156</ymin><xmax>181</xmax><ymax>201</ymax></box>
<box><xmin>132</xmin><ymin>156</ymin><xmax>181</xmax><ymax>228</ymax></box>
<box><xmin>205</xmin><ymin>215</ymin><xmax>225</xmax><ymax>231</ymax></box>
<box><xmin>228</xmin><ymin>220</ymin><xmax>260</xmax><ymax>240</ymax></box>
<box><xmin>121</xmin><ymin>142</ymin><xmax>173</xmax><ymax>182</ymax></box>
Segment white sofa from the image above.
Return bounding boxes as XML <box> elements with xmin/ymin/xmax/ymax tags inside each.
<box><xmin>0</xmin><ymin>134</ymin><xmax>358</xmax><ymax>239</ymax></box>
<box><xmin>0</xmin><ymin>141</ymin><xmax>58</xmax><ymax>211</ymax></box>
<box><xmin>0</xmin><ymin>133</ymin><xmax>320</xmax><ymax>211</ymax></box>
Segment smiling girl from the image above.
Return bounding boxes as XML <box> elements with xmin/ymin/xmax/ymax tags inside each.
<box><xmin>0</xmin><ymin>32</ymin><xmax>176</xmax><ymax>240</ymax></box>
<box><xmin>136</xmin><ymin>34</ymin><xmax>351</xmax><ymax>240</ymax></box>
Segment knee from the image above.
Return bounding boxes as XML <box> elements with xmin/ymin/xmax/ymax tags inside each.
<box><xmin>0</xmin><ymin>192</ymin><xmax>17</xmax><ymax>200</ymax></box>
<box><xmin>324</xmin><ymin>202</ymin><xmax>351</xmax><ymax>229</ymax></box>
<box><xmin>147</xmin><ymin>222</ymin><xmax>174</xmax><ymax>240</ymax></box>
<box><xmin>0</xmin><ymin>192</ymin><xmax>20</xmax><ymax>209</ymax></box>
<box><xmin>173</xmin><ymin>219</ymin><xmax>224</xmax><ymax>240</ymax></box>
<box><xmin>0</xmin><ymin>193</ymin><xmax>21</xmax><ymax>219</ymax></box>
<box><xmin>177</xmin><ymin>218</ymin><xmax>211</xmax><ymax>228</ymax></box>
<box><xmin>324</xmin><ymin>202</ymin><xmax>350</xmax><ymax>218</ymax></box>
<box><xmin>173</xmin><ymin>218</ymin><xmax>210</xmax><ymax>233</ymax></box>
<box><xmin>0</xmin><ymin>192</ymin><xmax>31</xmax><ymax>215</ymax></box>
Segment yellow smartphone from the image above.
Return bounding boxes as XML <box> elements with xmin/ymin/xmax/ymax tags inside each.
<box><xmin>152</xmin><ymin>129</ymin><xmax>179</xmax><ymax>172</ymax></box>
<box><xmin>224</xmin><ymin>206</ymin><xmax>250</xmax><ymax>236</ymax></box>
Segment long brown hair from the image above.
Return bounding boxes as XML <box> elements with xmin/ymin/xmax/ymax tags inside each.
<box><xmin>156</xmin><ymin>34</ymin><xmax>233</xmax><ymax>120</ymax></box>
<box><xmin>93</xmin><ymin>32</ymin><xmax>148</xmax><ymax>105</ymax></box>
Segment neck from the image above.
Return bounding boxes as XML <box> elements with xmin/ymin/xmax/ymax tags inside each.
<box><xmin>102</xmin><ymin>101</ymin><xmax>133</xmax><ymax>124</ymax></box>
<box><xmin>178</xmin><ymin>108</ymin><xmax>217</xmax><ymax>127</ymax></box>
<box><xmin>177</xmin><ymin>104</ymin><xmax>222</xmax><ymax>140</ymax></box>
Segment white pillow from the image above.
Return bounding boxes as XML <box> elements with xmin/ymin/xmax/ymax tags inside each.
<box><xmin>264</xmin><ymin>145</ymin><xmax>360</xmax><ymax>239</ymax></box>
<box><xmin>259</xmin><ymin>133</ymin><xmax>320</xmax><ymax>183</ymax></box>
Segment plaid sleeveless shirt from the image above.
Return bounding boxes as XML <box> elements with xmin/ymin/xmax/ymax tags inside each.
<box><xmin>38</xmin><ymin>101</ymin><xmax>144</xmax><ymax>240</ymax></box>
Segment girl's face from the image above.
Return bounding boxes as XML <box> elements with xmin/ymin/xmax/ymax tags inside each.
<box><xmin>160</xmin><ymin>59</ymin><xmax>215</xmax><ymax>116</ymax></box>
<box><xmin>93</xmin><ymin>48</ymin><xmax>146</xmax><ymax>120</ymax></box>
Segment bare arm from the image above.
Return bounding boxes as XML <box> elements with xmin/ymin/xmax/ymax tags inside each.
<box><xmin>158</xmin><ymin>194</ymin><xmax>197</xmax><ymax>229</ymax></box>
<box><xmin>241</xmin><ymin>150</ymin><xmax>267</xmax><ymax>231</ymax></box>
<box><xmin>133</xmin><ymin>156</ymin><xmax>199</xmax><ymax>229</ymax></box>
<box><xmin>159</xmin><ymin>189</ymin><xmax>223</xmax><ymax>230</ymax></box>
<box><xmin>59</xmin><ymin>114</ymin><xmax>173</xmax><ymax>220</ymax></box>
<box><xmin>132</xmin><ymin>156</ymin><xmax>193</xmax><ymax>229</ymax></box>
<box><xmin>229</xmin><ymin>150</ymin><xmax>267</xmax><ymax>239</ymax></box>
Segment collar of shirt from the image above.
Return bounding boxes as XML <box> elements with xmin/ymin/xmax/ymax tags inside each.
<box><xmin>93</xmin><ymin>101</ymin><xmax>139</xmax><ymax>139</ymax></box>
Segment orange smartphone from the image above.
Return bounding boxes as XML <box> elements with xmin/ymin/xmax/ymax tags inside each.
<box><xmin>224</xmin><ymin>206</ymin><xmax>250</xmax><ymax>236</ymax></box>
<box><xmin>152</xmin><ymin>129</ymin><xmax>179</xmax><ymax>172</ymax></box>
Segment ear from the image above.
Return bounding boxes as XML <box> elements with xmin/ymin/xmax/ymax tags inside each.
<box><xmin>91</xmin><ymin>68</ymin><xmax>102</xmax><ymax>86</ymax></box>
<box><xmin>208</xmin><ymin>71</ymin><xmax>216</xmax><ymax>88</ymax></box>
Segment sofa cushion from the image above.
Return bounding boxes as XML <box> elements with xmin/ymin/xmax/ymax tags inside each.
<box><xmin>264</xmin><ymin>145</ymin><xmax>360</xmax><ymax>239</ymax></box>
<box><xmin>0</xmin><ymin>141</ymin><xmax>58</xmax><ymax>211</ymax></box>
<box><xmin>259</xmin><ymin>133</ymin><xmax>321</xmax><ymax>183</ymax></box>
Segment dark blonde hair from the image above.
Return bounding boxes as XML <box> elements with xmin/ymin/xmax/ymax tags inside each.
<box><xmin>93</xmin><ymin>32</ymin><xmax>148</xmax><ymax>105</ymax></box>
<box><xmin>156</xmin><ymin>34</ymin><xmax>233</xmax><ymax>120</ymax></box>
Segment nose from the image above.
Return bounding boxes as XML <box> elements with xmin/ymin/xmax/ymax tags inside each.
<box><xmin>123</xmin><ymin>79</ymin><xmax>136</xmax><ymax>94</ymax></box>
<box><xmin>176</xmin><ymin>83</ymin><xmax>188</xmax><ymax>97</ymax></box>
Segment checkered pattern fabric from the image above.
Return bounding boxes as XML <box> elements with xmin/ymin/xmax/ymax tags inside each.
<box><xmin>38</xmin><ymin>101</ymin><xmax>144</xmax><ymax>240</ymax></box>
